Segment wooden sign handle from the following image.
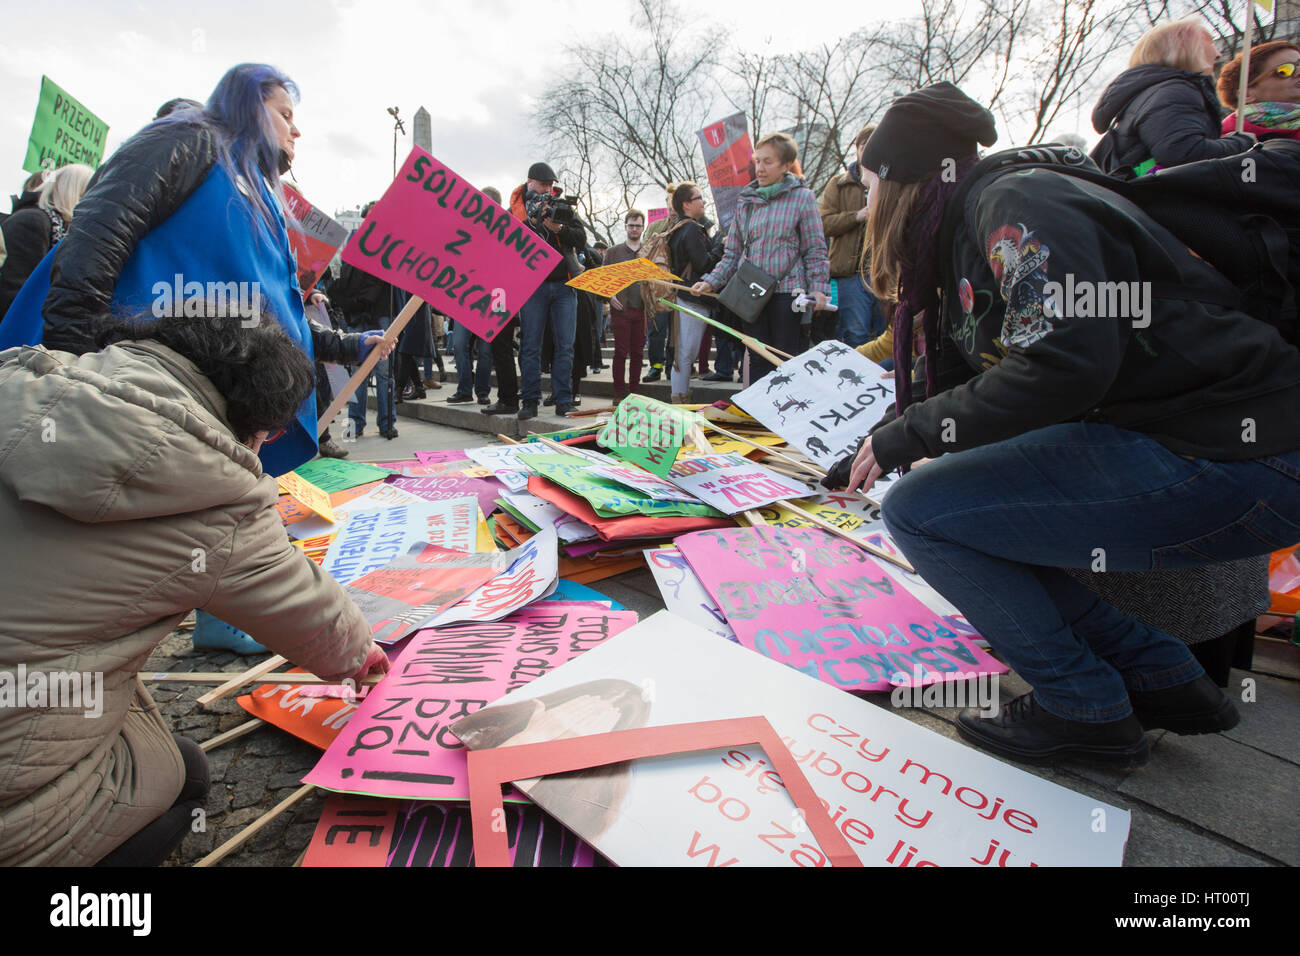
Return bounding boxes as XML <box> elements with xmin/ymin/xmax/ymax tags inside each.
<box><xmin>316</xmin><ymin>294</ymin><xmax>425</xmax><ymax>436</ymax></box>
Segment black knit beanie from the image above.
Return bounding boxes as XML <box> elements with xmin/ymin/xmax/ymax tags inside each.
<box><xmin>861</xmin><ymin>83</ymin><xmax>998</xmax><ymax>182</ymax></box>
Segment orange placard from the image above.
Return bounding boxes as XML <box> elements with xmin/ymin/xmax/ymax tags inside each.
<box><xmin>465</xmin><ymin>716</ymin><xmax>861</xmax><ymax>868</ymax></box>
<box><xmin>277</xmin><ymin>472</ymin><xmax>335</xmax><ymax>522</ymax></box>
<box><xmin>566</xmin><ymin>257</ymin><xmax>678</xmax><ymax>298</ymax></box>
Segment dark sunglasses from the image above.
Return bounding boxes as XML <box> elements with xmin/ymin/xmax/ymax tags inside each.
<box><xmin>1273</xmin><ymin>62</ymin><xmax>1298</xmax><ymax>78</ymax></box>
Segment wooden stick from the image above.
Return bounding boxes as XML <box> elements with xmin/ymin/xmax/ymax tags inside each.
<box><xmin>196</xmin><ymin>654</ymin><xmax>287</xmax><ymax>707</ymax></box>
<box><xmin>702</xmin><ymin>421</ymin><xmax>827</xmax><ymax>478</ymax></box>
<box><xmin>147</xmin><ymin>671</ymin><xmax>386</xmax><ymax>686</ymax></box>
<box><xmin>565</xmin><ymin>405</ymin><xmax>619</xmax><ymax>417</ymax></box>
<box><xmin>659</xmin><ymin>299</ymin><xmax>788</xmax><ymax>367</ymax></box>
<box><xmin>1235</xmin><ymin>7</ymin><xmax>1255</xmax><ymax>135</ymax></box>
<box><xmin>785</xmin><ymin>503</ymin><xmax>916</xmax><ymax>573</ymax></box>
<box><xmin>316</xmin><ymin>295</ymin><xmax>424</xmax><ymax>435</ymax></box>
<box><xmin>497</xmin><ymin>433</ymin><xmax>518</xmax><ymax>444</ymax></box>
<box><xmin>200</xmin><ymin>718</ymin><xmax>265</xmax><ymax>752</ymax></box>
<box><xmin>195</xmin><ymin>783</ymin><xmax>316</xmax><ymax>867</ymax></box>
<box><xmin>662</xmin><ymin>281</ymin><xmax>718</xmax><ymax>298</ymax></box>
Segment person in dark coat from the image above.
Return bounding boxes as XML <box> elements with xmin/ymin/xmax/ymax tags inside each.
<box><xmin>827</xmin><ymin>83</ymin><xmax>1300</xmax><ymax>768</ymax></box>
<box><xmin>0</xmin><ymin>165</ymin><xmax>92</xmax><ymax>320</ymax></box>
<box><xmin>1091</xmin><ymin>17</ymin><xmax>1255</xmax><ymax>178</ymax></box>
<box><xmin>394</xmin><ymin>301</ymin><xmax>437</xmax><ymax>401</ymax></box>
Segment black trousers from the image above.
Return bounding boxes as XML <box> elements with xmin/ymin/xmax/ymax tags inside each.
<box><xmin>489</xmin><ymin>317</ymin><xmax>519</xmax><ymax>405</ymax></box>
<box><xmin>96</xmin><ymin>735</ymin><xmax>210</xmax><ymax>867</ymax></box>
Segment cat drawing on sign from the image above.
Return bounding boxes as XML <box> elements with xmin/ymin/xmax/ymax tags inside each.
<box><xmin>837</xmin><ymin>369</ymin><xmax>865</xmax><ymax>389</ymax></box>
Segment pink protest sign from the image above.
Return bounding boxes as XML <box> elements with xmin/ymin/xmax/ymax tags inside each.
<box><xmin>385</xmin><ymin>474</ymin><xmax>504</xmax><ymax>518</ymax></box>
<box><xmin>341</xmin><ymin>147</ymin><xmax>561</xmax><ymax>341</ymax></box>
<box><xmin>304</xmin><ymin>605</ymin><xmax>640</xmax><ymax>801</ymax></box>
<box><xmin>675</xmin><ymin>526</ymin><xmax>1005</xmax><ymax>692</ymax></box>
<box><xmin>414</xmin><ymin>450</ymin><xmax>471</xmax><ymax>465</ymax></box>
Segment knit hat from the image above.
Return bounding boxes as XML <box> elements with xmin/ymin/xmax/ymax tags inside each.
<box><xmin>861</xmin><ymin>83</ymin><xmax>997</xmax><ymax>182</ymax></box>
<box><xmin>527</xmin><ymin>162</ymin><xmax>558</xmax><ymax>183</ymax></box>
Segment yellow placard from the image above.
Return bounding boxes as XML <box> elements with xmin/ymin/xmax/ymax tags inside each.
<box><xmin>566</xmin><ymin>257</ymin><xmax>678</xmax><ymax>298</ymax></box>
<box><xmin>277</xmin><ymin>473</ymin><xmax>336</xmax><ymax>523</ymax></box>
<box><xmin>748</xmin><ymin>501</ymin><xmax>866</xmax><ymax>532</ymax></box>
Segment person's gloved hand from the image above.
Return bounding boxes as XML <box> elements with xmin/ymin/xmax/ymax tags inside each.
<box><xmin>822</xmin><ymin>436</ymin><xmax>865</xmax><ymax>490</ymax></box>
<box><xmin>359</xmin><ymin>330</ymin><xmax>392</xmax><ymax>363</ymax></box>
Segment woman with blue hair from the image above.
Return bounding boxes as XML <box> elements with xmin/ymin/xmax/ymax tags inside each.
<box><xmin>0</xmin><ymin>63</ymin><xmax>391</xmax><ymax>651</ymax></box>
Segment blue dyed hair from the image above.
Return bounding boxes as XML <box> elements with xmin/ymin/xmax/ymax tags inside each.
<box><xmin>155</xmin><ymin>63</ymin><xmax>298</xmax><ymax>234</ymax></box>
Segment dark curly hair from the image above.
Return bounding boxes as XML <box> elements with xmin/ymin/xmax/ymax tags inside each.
<box><xmin>93</xmin><ymin>311</ymin><xmax>315</xmax><ymax>443</ymax></box>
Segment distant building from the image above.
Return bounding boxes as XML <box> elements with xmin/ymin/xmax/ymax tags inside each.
<box><xmin>335</xmin><ymin>207</ymin><xmax>364</xmax><ymax>234</ymax></box>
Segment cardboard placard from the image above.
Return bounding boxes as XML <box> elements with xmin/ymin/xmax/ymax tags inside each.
<box><xmin>597</xmin><ymin>395</ymin><xmax>697</xmax><ymax>477</ymax></box>
<box><xmin>676</xmin><ymin>526</ymin><xmax>1001</xmax><ymax>690</ymax></box>
<box><xmin>566</xmin><ymin>257</ymin><xmax>678</xmax><ymax>298</ymax></box>
<box><xmin>305</xmin><ymin>606</ymin><xmax>638</xmax><ymax>800</ymax></box>
<box><xmin>644</xmin><ymin>547</ymin><xmax>738</xmax><ymax>642</ymax></box>
<box><xmin>464</xmin><ymin>716</ymin><xmax>861</xmax><ymax>868</ymax></box>
<box><xmin>276</xmin><ymin>472</ymin><xmax>335</xmax><ymax>523</ymax></box>
<box><xmin>666</xmin><ymin>453</ymin><xmax>812</xmax><ymax>515</ymax></box>
<box><xmin>451</xmin><ymin>612</ymin><xmax>1130</xmax><ymax>867</ymax></box>
<box><xmin>341</xmin><ymin>147</ymin><xmax>560</xmax><ymax>340</ymax></box>
<box><xmin>283</xmin><ymin>184</ymin><xmax>348</xmax><ymax>296</ymax></box>
<box><xmin>733</xmin><ymin>341</ymin><xmax>895</xmax><ymax>467</ymax></box>
<box><xmin>289</xmin><ymin>458</ymin><xmax>392</xmax><ymax>494</ymax></box>
<box><xmin>321</xmin><ymin>496</ymin><xmax>481</xmax><ymax>584</ymax></box>
<box><xmin>418</xmin><ymin>527</ymin><xmax>560</xmax><ymax>629</ymax></box>
<box><xmin>23</xmin><ymin>75</ymin><xmax>107</xmax><ymax>173</ymax></box>
<box><xmin>530</xmin><ymin>454</ymin><xmax>721</xmax><ymax>519</ymax></box>
<box><xmin>385</xmin><ymin>474</ymin><xmax>503</xmax><ymax>518</ymax></box>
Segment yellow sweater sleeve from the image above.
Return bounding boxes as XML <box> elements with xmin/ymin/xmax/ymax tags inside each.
<box><xmin>856</xmin><ymin>326</ymin><xmax>894</xmax><ymax>364</ymax></box>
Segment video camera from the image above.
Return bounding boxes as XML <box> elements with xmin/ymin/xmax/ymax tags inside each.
<box><xmin>524</xmin><ymin>190</ymin><xmax>582</xmax><ymax>229</ymax></box>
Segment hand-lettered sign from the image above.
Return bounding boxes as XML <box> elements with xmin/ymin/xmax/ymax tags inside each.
<box><xmin>342</xmin><ymin>147</ymin><xmax>561</xmax><ymax>341</ymax></box>
<box><xmin>644</xmin><ymin>547</ymin><xmax>737</xmax><ymax>642</ymax></box>
<box><xmin>665</xmin><ymin>453</ymin><xmax>811</xmax><ymax>515</ymax></box>
<box><xmin>675</xmin><ymin>526</ymin><xmax>1002</xmax><ymax>690</ymax></box>
<box><xmin>419</xmin><ymin>527</ymin><xmax>560</xmax><ymax>629</ymax></box>
<box><xmin>733</xmin><ymin>341</ymin><xmax>895</xmax><ymax>467</ymax></box>
<box><xmin>322</xmin><ymin>496</ymin><xmax>481</xmax><ymax>585</ymax></box>
<box><xmin>567</xmin><ymin>258</ymin><xmax>678</xmax><ymax>298</ymax></box>
<box><xmin>304</xmin><ymin>605</ymin><xmax>639</xmax><ymax>800</ymax></box>
<box><xmin>597</xmin><ymin>395</ymin><xmax>697</xmax><ymax>477</ymax></box>
<box><xmin>283</xmin><ymin>184</ymin><xmax>349</xmax><ymax>296</ymax></box>
<box><xmin>23</xmin><ymin>76</ymin><xmax>107</xmax><ymax>173</ymax></box>
<box><xmin>450</xmin><ymin>611</ymin><xmax>1130</xmax><ymax>867</ymax></box>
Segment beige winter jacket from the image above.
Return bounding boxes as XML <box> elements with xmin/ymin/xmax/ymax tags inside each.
<box><xmin>0</xmin><ymin>340</ymin><xmax>372</xmax><ymax>865</ymax></box>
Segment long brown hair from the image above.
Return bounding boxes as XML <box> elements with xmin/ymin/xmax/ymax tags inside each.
<box><xmin>863</xmin><ymin>177</ymin><xmax>928</xmax><ymax>304</ymax></box>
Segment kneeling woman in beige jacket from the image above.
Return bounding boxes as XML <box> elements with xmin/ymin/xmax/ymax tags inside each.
<box><xmin>0</xmin><ymin>313</ymin><xmax>390</xmax><ymax>865</ymax></box>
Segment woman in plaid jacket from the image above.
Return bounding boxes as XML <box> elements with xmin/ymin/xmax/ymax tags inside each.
<box><xmin>693</xmin><ymin>132</ymin><xmax>831</xmax><ymax>378</ymax></box>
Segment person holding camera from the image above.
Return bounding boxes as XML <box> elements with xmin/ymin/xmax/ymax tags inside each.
<box><xmin>509</xmin><ymin>162</ymin><xmax>586</xmax><ymax>420</ymax></box>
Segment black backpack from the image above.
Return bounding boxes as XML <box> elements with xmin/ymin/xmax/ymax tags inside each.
<box><xmin>940</xmin><ymin>141</ymin><xmax>1300</xmax><ymax>347</ymax></box>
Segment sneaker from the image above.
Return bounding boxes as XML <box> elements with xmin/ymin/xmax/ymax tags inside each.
<box><xmin>556</xmin><ymin>402</ymin><xmax>579</xmax><ymax>415</ymax></box>
<box><xmin>446</xmin><ymin>393</ymin><xmax>475</xmax><ymax>404</ymax></box>
<box><xmin>702</xmin><ymin>371</ymin><xmax>730</xmax><ymax>382</ymax></box>
<box><xmin>1129</xmin><ymin>675</ymin><xmax>1239</xmax><ymax>734</ymax></box>
<box><xmin>380</xmin><ymin>427</ymin><xmax>400</xmax><ymax>440</ymax></box>
<box><xmin>318</xmin><ymin>438</ymin><xmax>350</xmax><ymax>459</ymax></box>
<box><xmin>482</xmin><ymin>402</ymin><xmax>519</xmax><ymax>415</ymax></box>
<box><xmin>955</xmin><ymin>692</ymin><xmax>1150</xmax><ymax>768</ymax></box>
<box><xmin>518</xmin><ymin>402</ymin><xmax>539</xmax><ymax>421</ymax></box>
<box><xmin>643</xmin><ymin>367</ymin><xmax>663</xmax><ymax>382</ymax></box>
<box><xmin>543</xmin><ymin>394</ymin><xmax>557</xmax><ymax>406</ymax></box>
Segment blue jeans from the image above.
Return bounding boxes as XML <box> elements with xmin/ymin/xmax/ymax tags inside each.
<box><xmin>349</xmin><ymin>314</ymin><xmax>395</xmax><ymax>433</ymax></box>
<box><xmin>452</xmin><ymin>321</ymin><xmax>491</xmax><ymax>400</ymax></box>
<box><xmin>882</xmin><ymin>423</ymin><xmax>1300</xmax><ymax>722</ymax></box>
<box><xmin>520</xmin><ymin>282</ymin><xmax>576</xmax><ymax>405</ymax></box>
<box><xmin>647</xmin><ymin>310</ymin><xmax>671</xmax><ymax>368</ymax></box>
<box><xmin>834</xmin><ymin>275</ymin><xmax>886</xmax><ymax>347</ymax></box>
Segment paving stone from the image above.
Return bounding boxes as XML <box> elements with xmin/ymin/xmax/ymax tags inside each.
<box><xmin>1118</xmin><ymin>731</ymin><xmax>1300</xmax><ymax>864</ymax></box>
<box><xmin>1221</xmin><ymin>668</ymin><xmax>1300</xmax><ymax>765</ymax></box>
<box><xmin>268</xmin><ymin>770</ymin><xmax>310</xmax><ymax>790</ymax></box>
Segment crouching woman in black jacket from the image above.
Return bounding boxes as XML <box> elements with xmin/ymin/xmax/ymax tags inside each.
<box><xmin>826</xmin><ymin>84</ymin><xmax>1300</xmax><ymax>767</ymax></box>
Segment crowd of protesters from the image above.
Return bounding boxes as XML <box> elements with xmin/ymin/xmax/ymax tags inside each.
<box><xmin>0</xmin><ymin>9</ymin><xmax>1297</xmax><ymax>864</ymax></box>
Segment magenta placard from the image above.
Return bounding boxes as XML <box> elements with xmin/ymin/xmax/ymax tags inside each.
<box><xmin>385</xmin><ymin>474</ymin><xmax>504</xmax><ymax>518</ymax></box>
<box><xmin>304</xmin><ymin>606</ymin><xmax>640</xmax><ymax>801</ymax></box>
<box><xmin>675</xmin><ymin>526</ymin><xmax>1005</xmax><ymax>692</ymax></box>
<box><xmin>341</xmin><ymin>147</ymin><xmax>561</xmax><ymax>341</ymax></box>
<box><xmin>414</xmin><ymin>450</ymin><xmax>471</xmax><ymax>465</ymax></box>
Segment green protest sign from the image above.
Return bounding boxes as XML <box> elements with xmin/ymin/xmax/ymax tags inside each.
<box><xmin>23</xmin><ymin>76</ymin><xmax>109</xmax><ymax>174</ymax></box>
<box><xmin>289</xmin><ymin>458</ymin><xmax>392</xmax><ymax>494</ymax></box>
<box><xmin>596</xmin><ymin>394</ymin><xmax>697</xmax><ymax>477</ymax></box>
<box><xmin>528</xmin><ymin>455</ymin><xmax>721</xmax><ymax>518</ymax></box>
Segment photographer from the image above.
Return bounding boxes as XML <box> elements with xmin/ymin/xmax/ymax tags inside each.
<box><xmin>509</xmin><ymin>162</ymin><xmax>586</xmax><ymax>420</ymax></box>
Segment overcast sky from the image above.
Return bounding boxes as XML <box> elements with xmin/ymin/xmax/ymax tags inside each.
<box><xmin>1</xmin><ymin>0</ymin><xmax>1109</xmax><ymax>224</ymax></box>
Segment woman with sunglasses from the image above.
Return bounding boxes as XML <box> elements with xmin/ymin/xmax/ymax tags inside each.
<box><xmin>1090</xmin><ymin>18</ymin><xmax>1255</xmax><ymax>179</ymax></box>
<box><xmin>0</xmin><ymin>312</ymin><xmax>390</xmax><ymax>866</ymax></box>
<box><xmin>1217</xmin><ymin>41</ymin><xmax>1300</xmax><ymax>142</ymax></box>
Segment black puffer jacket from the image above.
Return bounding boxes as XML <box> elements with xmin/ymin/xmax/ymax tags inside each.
<box><xmin>1090</xmin><ymin>65</ymin><xmax>1253</xmax><ymax>178</ymax></box>
<box><xmin>37</xmin><ymin>117</ymin><xmax>364</xmax><ymax>365</ymax></box>
<box><xmin>0</xmin><ymin>191</ymin><xmax>54</xmax><ymax>321</ymax></box>
<box><xmin>669</xmin><ymin>217</ymin><xmax>722</xmax><ymax>307</ymax></box>
<box><xmin>869</xmin><ymin>164</ymin><xmax>1300</xmax><ymax>472</ymax></box>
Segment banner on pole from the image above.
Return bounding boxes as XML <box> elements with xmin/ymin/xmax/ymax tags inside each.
<box><xmin>22</xmin><ymin>76</ymin><xmax>108</xmax><ymax>174</ymax></box>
